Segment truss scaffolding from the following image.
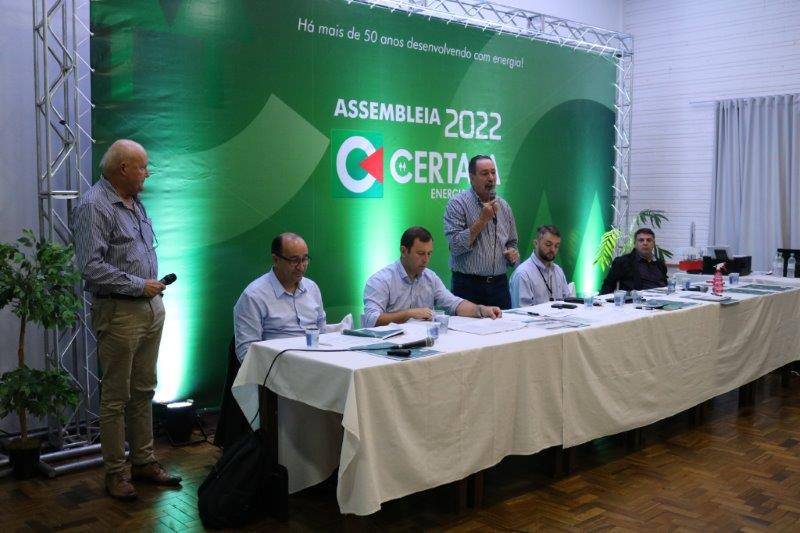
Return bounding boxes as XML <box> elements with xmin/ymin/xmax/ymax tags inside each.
<box><xmin>351</xmin><ymin>0</ymin><xmax>634</xmax><ymax>230</ymax></box>
<box><xmin>32</xmin><ymin>0</ymin><xmax>97</xmax><ymax>465</ymax></box>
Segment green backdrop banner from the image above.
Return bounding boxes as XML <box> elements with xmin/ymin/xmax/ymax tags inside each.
<box><xmin>91</xmin><ymin>0</ymin><xmax>616</xmax><ymax>405</ymax></box>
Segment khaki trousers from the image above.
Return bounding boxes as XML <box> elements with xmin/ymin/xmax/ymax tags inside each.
<box><xmin>92</xmin><ymin>295</ymin><xmax>165</xmax><ymax>474</ymax></box>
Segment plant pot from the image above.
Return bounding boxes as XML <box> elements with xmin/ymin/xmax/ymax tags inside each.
<box><xmin>7</xmin><ymin>437</ymin><xmax>41</xmax><ymax>480</ymax></box>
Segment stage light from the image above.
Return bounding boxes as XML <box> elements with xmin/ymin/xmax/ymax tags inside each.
<box><xmin>154</xmin><ymin>399</ymin><xmax>205</xmax><ymax>446</ymax></box>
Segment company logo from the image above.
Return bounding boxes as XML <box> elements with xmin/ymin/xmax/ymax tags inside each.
<box><xmin>331</xmin><ymin>130</ymin><xmax>384</xmax><ymax>198</ymax></box>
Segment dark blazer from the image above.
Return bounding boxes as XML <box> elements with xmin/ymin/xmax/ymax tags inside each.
<box><xmin>600</xmin><ymin>250</ymin><xmax>667</xmax><ymax>295</ymax></box>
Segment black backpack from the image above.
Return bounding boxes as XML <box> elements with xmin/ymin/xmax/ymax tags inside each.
<box><xmin>198</xmin><ymin>430</ymin><xmax>286</xmax><ymax>528</ymax></box>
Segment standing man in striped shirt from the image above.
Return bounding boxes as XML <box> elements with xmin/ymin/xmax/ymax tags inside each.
<box><xmin>73</xmin><ymin>139</ymin><xmax>181</xmax><ymax>501</ymax></box>
<box><xmin>443</xmin><ymin>155</ymin><xmax>519</xmax><ymax>309</ymax></box>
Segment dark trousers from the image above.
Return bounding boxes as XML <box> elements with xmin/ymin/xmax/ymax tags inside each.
<box><xmin>451</xmin><ymin>271</ymin><xmax>512</xmax><ymax>310</ymax></box>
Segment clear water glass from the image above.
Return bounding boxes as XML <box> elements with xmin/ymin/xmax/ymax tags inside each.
<box><xmin>435</xmin><ymin>311</ymin><xmax>449</xmax><ymax>333</ymax></box>
<box><xmin>427</xmin><ymin>322</ymin><xmax>440</xmax><ymax>339</ymax></box>
<box><xmin>304</xmin><ymin>326</ymin><xmax>319</xmax><ymax>348</ymax></box>
<box><xmin>666</xmin><ymin>278</ymin><xmax>676</xmax><ymax>294</ymax></box>
<box><xmin>614</xmin><ymin>290</ymin><xmax>626</xmax><ymax>307</ymax></box>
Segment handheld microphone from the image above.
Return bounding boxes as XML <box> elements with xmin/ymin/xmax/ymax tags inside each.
<box><xmin>393</xmin><ymin>337</ymin><xmax>435</xmax><ymax>350</ymax></box>
<box><xmin>159</xmin><ymin>273</ymin><xmax>177</xmax><ymax>285</ymax></box>
<box><xmin>488</xmin><ymin>192</ymin><xmax>497</xmax><ymax>222</ymax></box>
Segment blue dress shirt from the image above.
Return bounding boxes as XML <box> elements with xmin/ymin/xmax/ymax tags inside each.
<box><xmin>362</xmin><ymin>260</ymin><xmax>464</xmax><ymax>327</ymax></box>
<box><xmin>509</xmin><ymin>254</ymin><xmax>569</xmax><ymax>307</ymax></box>
<box><xmin>233</xmin><ymin>269</ymin><xmax>325</xmax><ymax>362</ymax></box>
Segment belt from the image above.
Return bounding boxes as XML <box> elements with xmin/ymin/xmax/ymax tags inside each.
<box><xmin>93</xmin><ymin>293</ymin><xmax>150</xmax><ymax>301</ymax></box>
<box><xmin>453</xmin><ymin>271</ymin><xmax>507</xmax><ymax>284</ymax></box>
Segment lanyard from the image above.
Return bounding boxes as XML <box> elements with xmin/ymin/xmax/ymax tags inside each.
<box><xmin>535</xmin><ymin>263</ymin><xmax>554</xmax><ymax>300</ymax></box>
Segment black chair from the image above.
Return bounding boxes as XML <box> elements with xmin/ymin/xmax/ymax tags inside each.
<box><xmin>213</xmin><ymin>337</ymin><xmax>253</xmax><ymax>448</ymax></box>
<box><xmin>777</xmin><ymin>248</ymin><xmax>800</xmax><ymax>277</ymax></box>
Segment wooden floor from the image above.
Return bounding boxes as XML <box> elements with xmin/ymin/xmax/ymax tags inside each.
<box><xmin>2</xmin><ymin>372</ymin><xmax>800</xmax><ymax>532</ymax></box>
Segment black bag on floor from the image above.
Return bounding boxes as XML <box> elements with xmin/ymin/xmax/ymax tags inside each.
<box><xmin>198</xmin><ymin>430</ymin><xmax>271</xmax><ymax>528</ymax></box>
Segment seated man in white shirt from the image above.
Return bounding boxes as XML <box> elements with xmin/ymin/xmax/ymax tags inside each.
<box><xmin>233</xmin><ymin>232</ymin><xmax>325</xmax><ymax>362</ymax></box>
<box><xmin>509</xmin><ymin>225</ymin><xmax>570</xmax><ymax>307</ymax></box>
<box><xmin>362</xmin><ymin>226</ymin><xmax>502</xmax><ymax>327</ymax></box>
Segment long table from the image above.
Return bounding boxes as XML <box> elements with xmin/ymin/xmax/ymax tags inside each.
<box><xmin>232</xmin><ymin>277</ymin><xmax>800</xmax><ymax>516</ymax></box>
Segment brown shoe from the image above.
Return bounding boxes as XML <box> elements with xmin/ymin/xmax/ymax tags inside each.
<box><xmin>105</xmin><ymin>472</ymin><xmax>137</xmax><ymax>501</ymax></box>
<box><xmin>131</xmin><ymin>461</ymin><xmax>182</xmax><ymax>486</ymax></box>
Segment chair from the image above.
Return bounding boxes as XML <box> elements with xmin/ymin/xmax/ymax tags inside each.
<box><xmin>213</xmin><ymin>337</ymin><xmax>253</xmax><ymax>449</ymax></box>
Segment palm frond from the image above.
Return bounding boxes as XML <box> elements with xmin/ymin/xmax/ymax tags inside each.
<box><xmin>594</xmin><ymin>228</ymin><xmax>622</xmax><ymax>270</ymax></box>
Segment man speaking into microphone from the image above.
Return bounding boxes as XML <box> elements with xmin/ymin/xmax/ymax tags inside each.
<box><xmin>443</xmin><ymin>155</ymin><xmax>519</xmax><ymax>309</ymax></box>
<box><xmin>73</xmin><ymin>139</ymin><xmax>181</xmax><ymax>501</ymax></box>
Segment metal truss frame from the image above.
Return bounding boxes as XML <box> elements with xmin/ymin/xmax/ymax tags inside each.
<box><xmin>33</xmin><ymin>0</ymin><xmax>99</xmax><ymax>472</ymax></box>
<box><xmin>350</xmin><ymin>0</ymin><xmax>634</xmax><ymax>230</ymax></box>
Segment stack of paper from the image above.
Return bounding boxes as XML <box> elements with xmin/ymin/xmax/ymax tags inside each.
<box><xmin>447</xmin><ymin>316</ymin><xmax>527</xmax><ymax>335</ymax></box>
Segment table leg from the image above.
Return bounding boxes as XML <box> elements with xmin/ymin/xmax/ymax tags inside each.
<box><xmin>781</xmin><ymin>363</ymin><xmax>792</xmax><ymax>388</ymax></box>
<box><xmin>625</xmin><ymin>428</ymin><xmax>644</xmax><ymax>450</ymax></box>
<box><xmin>455</xmin><ymin>477</ymin><xmax>468</xmax><ymax>514</ymax></box>
<box><xmin>738</xmin><ymin>381</ymin><xmax>756</xmax><ymax>408</ymax></box>
<box><xmin>551</xmin><ymin>446</ymin><xmax>576</xmax><ymax>478</ymax></box>
<box><xmin>468</xmin><ymin>470</ymin><xmax>484</xmax><ymax>508</ymax></box>
<box><xmin>258</xmin><ymin>385</ymin><xmax>289</xmax><ymax>521</ymax></box>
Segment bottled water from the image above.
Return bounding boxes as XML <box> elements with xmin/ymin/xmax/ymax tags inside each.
<box><xmin>788</xmin><ymin>253</ymin><xmax>797</xmax><ymax>278</ymax></box>
<box><xmin>773</xmin><ymin>252</ymin><xmax>784</xmax><ymax>277</ymax></box>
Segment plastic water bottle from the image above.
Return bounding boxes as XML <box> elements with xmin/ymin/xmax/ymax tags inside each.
<box><xmin>773</xmin><ymin>252</ymin><xmax>784</xmax><ymax>277</ymax></box>
<box><xmin>712</xmin><ymin>263</ymin><xmax>724</xmax><ymax>295</ymax></box>
<box><xmin>788</xmin><ymin>253</ymin><xmax>797</xmax><ymax>278</ymax></box>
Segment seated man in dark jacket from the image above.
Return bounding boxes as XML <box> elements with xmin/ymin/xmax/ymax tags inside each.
<box><xmin>600</xmin><ymin>228</ymin><xmax>668</xmax><ymax>294</ymax></box>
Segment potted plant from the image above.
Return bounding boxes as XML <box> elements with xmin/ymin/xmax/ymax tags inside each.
<box><xmin>594</xmin><ymin>209</ymin><xmax>673</xmax><ymax>270</ymax></box>
<box><xmin>0</xmin><ymin>229</ymin><xmax>81</xmax><ymax>479</ymax></box>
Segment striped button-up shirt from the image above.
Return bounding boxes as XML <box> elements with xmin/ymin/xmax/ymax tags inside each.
<box><xmin>72</xmin><ymin>178</ymin><xmax>158</xmax><ymax>296</ymax></box>
<box><xmin>443</xmin><ymin>188</ymin><xmax>518</xmax><ymax>276</ymax></box>
<box><xmin>362</xmin><ymin>260</ymin><xmax>463</xmax><ymax>327</ymax></box>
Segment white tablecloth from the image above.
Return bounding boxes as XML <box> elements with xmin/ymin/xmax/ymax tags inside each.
<box><xmin>233</xmin><ymin>322</ymin><xmax>565</xmax><ymax>515</ymax></box>
<box><xmin>232</xmin><ymin>277</ymin><xmax>800</xmax><ymax>515</ymax></box>
<box><xmin>562</xmin><ymin>278</ymin><xmax>800</xmax><ymax>446</ymax></box>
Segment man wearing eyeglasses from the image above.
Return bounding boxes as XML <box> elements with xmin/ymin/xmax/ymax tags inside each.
<box><xmin>362</xmin><ymin>226</ymin><xmax>502</xmax><ymax>327</ymax></box>
<box><xmin>73</xmin><ymin>139</ymin><xmax>180</xmax><ymax>501</ymax></box>
<box><xmin>233</xmin><ymin>232</ymin><xmax>326</xmax><ymax>362</ymax></box>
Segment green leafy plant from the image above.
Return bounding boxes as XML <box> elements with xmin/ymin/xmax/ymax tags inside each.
<box><xmin>0</xmin><ymin>367</ymin><xmax>78</xmax><ymax>428</ymax></box>
<box><xmin>594</xmin><ymin>209</ymin><xmax>673</xmax><ymax>271</ymax></box>
<box><xmin>0</xmin><ymin>229</ymin><xmax>81</xmax><ymax>441</ymax></box>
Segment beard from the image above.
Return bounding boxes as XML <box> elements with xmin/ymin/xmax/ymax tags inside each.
<box><xmin>537</xmin><ymin>249</ymin><xmax>555</xmax><ymax>262</ymax></box>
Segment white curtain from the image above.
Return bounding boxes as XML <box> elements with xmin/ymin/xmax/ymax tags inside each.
<box><xmin>709</xmin><ymin>94</ymin><xmax>800</xmax><ymax>270</ymax></box>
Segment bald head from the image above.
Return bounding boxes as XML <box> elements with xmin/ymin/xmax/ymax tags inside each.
<box><xmin>100</xmin><ymin>139</ymin><xmax>149</xmax><ymax>199</ymax></box>
<box><xmin>270</xmin><ymin>232</ymin><xmax>305</xmax><ymax>256</ymax></box>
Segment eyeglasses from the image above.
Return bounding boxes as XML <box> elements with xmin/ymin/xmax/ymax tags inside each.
<box><xmin>276</xmin><ymin>253</ymin><xmax>311</xmax><ymax>266</ymax></box>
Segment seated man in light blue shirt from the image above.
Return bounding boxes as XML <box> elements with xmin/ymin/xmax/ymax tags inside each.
<box><xmin>510</xmin><ymin>225</ymin><xmax>571</xmax><ymax>307</ymax></box>
<box><xmin>363</xmin><ymin>226</ymin><xmax>502</xmax><ymax>327</ymax></box>
<box><xmin>233</xmin><ymin>232</ymin><xmax>325</xmax><ymax>362</ymax></box>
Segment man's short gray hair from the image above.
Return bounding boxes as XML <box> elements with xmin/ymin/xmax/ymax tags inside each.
<box><xmin>99</xmin><ymin>139</ymin><xmax>145</xmax><ymax>177</ymax></box>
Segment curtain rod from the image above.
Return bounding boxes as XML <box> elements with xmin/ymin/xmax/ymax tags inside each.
<box><xmin>690</xmin><ymin>93</ymin><xmax>799</xmax><ymax>105</ymax></box>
